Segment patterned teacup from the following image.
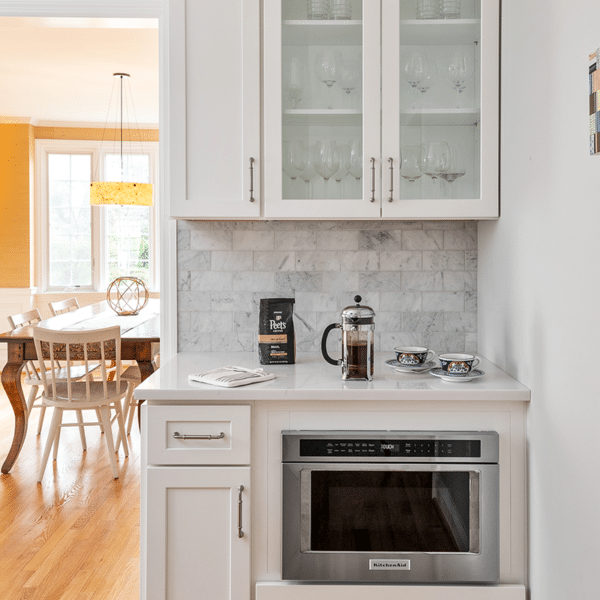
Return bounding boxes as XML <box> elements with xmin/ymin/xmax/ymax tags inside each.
<box><xmin>394</xmin><ymin>346</ymin><xmax>435</xmax><ymax>366</ymax></box>
<box><xmin>438</xmin><ymin>353</ymin><xmax>481</xmax><ymax>375</ymax></box>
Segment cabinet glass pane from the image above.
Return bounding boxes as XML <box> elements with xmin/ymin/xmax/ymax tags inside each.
<box><xmin>399</xmin><ymin>0</ymin><xmax>481</xmax><ymax>201</ymax></box>
<box><xmin>281</xmin><ymin>0</ymin><xmax>363</xmax><ymax>201</ymax></box>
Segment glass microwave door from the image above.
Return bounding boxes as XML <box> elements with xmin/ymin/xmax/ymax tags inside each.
<box><xmin>307</xmin><ymin>469</ymin><xmax>475</xmax><ymax>553</ymax></box>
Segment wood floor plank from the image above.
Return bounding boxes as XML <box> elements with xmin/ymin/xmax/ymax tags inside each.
<box><xmin>0</xmin><ymin>384</ymin><xmax>140</xmax><ymax>599</ymax></box>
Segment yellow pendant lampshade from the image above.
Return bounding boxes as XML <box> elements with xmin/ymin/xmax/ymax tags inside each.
<box><xmin>90</xmin><ymin>182</ymin><xmax>153</xmax><ymax>206</ymax></box>
<box><xmin>91</xmin><ymin>73</ymin><xmax>153</xmax><ymax>206</ymax></box>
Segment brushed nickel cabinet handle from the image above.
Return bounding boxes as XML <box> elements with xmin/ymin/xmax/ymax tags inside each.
<box><xmin>370</xmin><ymin>157</ymin><xmax>376</xmax><ymax>202</ymax></box>
<box><xmin>388</xmin><ymin>157</ymin><xmax>394</xmax><ymax>202</ymax></box>
<box><xmin>249</xmin><ymin>157</ymin><xmax>255</xmax><ymax>202</ymax></box>
<box><xmin>172</xmin><ymin>431</ymin><xmax>225</xmax><ymax>440</ymax></box>
<box><xmin>238</xmin><ymin>485</ymin><xmax>245</xmax><ymax>538</ymax></box>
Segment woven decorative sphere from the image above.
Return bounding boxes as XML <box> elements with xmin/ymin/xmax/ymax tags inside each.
<box><xmin>107</xmin><ymin>277</ymin><xmax>149</xmax><ymax>315</ymax></box>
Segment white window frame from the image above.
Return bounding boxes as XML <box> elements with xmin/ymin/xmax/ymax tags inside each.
<box><xmin>35</xmin><ymin>138</ymin><xmax>159</xmax><ymax>293</ymax></box>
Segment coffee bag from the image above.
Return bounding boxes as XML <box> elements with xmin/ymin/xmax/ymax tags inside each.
<box><xmin>258</xmin><ymin>298</ymin><xmax>296</xmax><ymax>364</ymax></box>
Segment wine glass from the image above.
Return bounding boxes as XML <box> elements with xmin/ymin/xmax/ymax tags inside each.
<box><xmin>439</xmin><ymin>145</ymin><xmax>466</xmax><ymax>197</ymax></box>
<box><xmin>399</xmin><ymin>146</ymin><xmax>423</xmax><ymax>183</ymax></box>
<box><xmin>447</xmin><ymin>51</ymin><xmax>474</xmax><ymax>108</ymax></box>
<box><xmin>283</xmin><ymin>140</ymin><xmax>306</xmax><ymax>199</ymax></box>
<box><xmin>420</xmin><ymin>142</ymin><xmax>450</xmax><ymax>197</ymax></box>
<box><xmin>333</xmin><ymin>143</ymin><xmax>351</xmax><ymax>199</ymax></box>
<box><xmin>313</xmin><ymin>140</ymin><xmax>339</xmax><ymax>199</ymax></box>
<box><xmin>299</xmin><ymin>146</ymin><xmax>317</xmax><ymax>199</ymax></box>
<box><xmin>338</xmin><ymin>60</ymin><xmax>361</xmax><ymax>109</ymax></box>
<box><xmin>416</xmin><ymin>59</ymin><xmax>438</xmax><ymax>104</ymax></box>
<box><xmin>283</xmin><ymin>57</ymin><xmax>304</xmax><ymax>109</ymax></box>
<box><xmin>401</xmin><ymin>52</ymin><xmax>429</xmax><ymax>109</ymax></box>
<box><xmin>314</xmin><ymin>50</ymin><xmax>342</xmax><ymax>110</ymax></box>
<box><xmin>348</xmin><ymin>139</ymin><xmax>362</xmax><ymax>197</ymax></box>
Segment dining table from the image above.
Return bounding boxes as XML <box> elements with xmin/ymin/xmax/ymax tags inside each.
<box><xmin>0</xmin><ymin>298</ymin><xmax>160</xmax><ymax>474</ymax></box>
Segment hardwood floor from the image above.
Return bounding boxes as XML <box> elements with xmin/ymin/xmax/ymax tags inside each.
<box><xmin>0</xmin><ymin>384</ymin><xmax>140</xmax><ymax>600</ymax></box>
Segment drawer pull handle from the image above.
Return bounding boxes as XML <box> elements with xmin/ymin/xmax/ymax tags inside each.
<box><xmin>238</xmin><ymin>485</ymin><xmax>245</xmax><ymax>538</ymax></box>
<box><xmin>172</xmin><ymin>431</ymin><xmax>225</xmax><ymax>440</ymax></box>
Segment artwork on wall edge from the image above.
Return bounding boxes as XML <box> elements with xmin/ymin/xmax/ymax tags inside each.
<box><xmin>589</xmin><ymin>47</ymin><xmax>600</xmax><ymax>155</ymax></box>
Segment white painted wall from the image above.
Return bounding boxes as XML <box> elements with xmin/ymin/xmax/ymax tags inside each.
<box><xmin>479</xmin><ymin>1</ymin><xmax>600</xmax><ymax>598</ymax></box>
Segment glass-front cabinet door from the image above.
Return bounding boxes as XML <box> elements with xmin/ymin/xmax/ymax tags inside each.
<box><xmin>264</xmin><ymin>0</ymin><xmax>381</xmax><ymax>218</ymax></box>
<box><xmin>382</xmin><ymin>0</ymin><xmax>499</xmax><ymax>218</ymax></box>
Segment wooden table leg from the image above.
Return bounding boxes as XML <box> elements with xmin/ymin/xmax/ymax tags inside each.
<box><xmin>1</xmin><ymin>355</ymin><xmax>28</xmax><ymax>474</ymax></box>
<box><xmin>136</xmin><ymin>360</ymin><xmax>156</xmax><ymax>430</ymax></box>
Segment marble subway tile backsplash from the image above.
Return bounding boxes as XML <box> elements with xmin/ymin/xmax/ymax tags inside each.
<box><xmin>177</xmin><ymin>221</ymin><xmax>477</xmax><ymax>354</ymax></box>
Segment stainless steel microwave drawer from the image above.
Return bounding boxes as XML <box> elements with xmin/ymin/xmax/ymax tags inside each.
<box><xmin>146</xmin><ymin>405</ymin><xmax>251</xmax><ymax>465</ymax></box>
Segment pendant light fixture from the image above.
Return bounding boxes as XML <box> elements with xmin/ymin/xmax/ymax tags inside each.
<box><xmin>90</xmin><ymin>73</ymin><xmax>153</xmax><ymax>206</ymax></box>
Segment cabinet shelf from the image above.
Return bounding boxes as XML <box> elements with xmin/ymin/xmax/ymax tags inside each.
<box><xmin>400</xmin><ymin>19</ymin><xmax>481</xmax><ymax>45</ymax></box>
<box><xmin>283</xmin><ymin>20</ymin><xmax>362</xmax><ymax>46</ymax></box>
<box><xmin>400</xmin><ymin>109</ymin><xmax>480</xmax><ymax>126</ymax></box>
<box><xmin>283</xmin><ymin>109</ymin><xmax>362</xmax><ymax>126</ymax></box>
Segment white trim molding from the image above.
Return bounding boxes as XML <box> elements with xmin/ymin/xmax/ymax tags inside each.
<box><xmin>0</xmin><ymin>1</ymin><xmax>161</xmax><ymax>18</ymax></box>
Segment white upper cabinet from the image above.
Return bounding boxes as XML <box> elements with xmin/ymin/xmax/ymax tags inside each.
<box><xmin>168</xmin><ymin>0</ymin><xmax>261</xmax><ymax>218</ymax></box>
<box><xmin>169</xmin><ymin>0</ymin><xmax>499</xmax><ymax>220</ymax></box>
<box><xmin>264</xmin><ymin>0</ymin><xmax>381</xmax><ymax>219</ymax></box>
<box><xmin>381</xmin><ymin>0</ymin><xmax>499</xmax><ymax>218</ymax></box>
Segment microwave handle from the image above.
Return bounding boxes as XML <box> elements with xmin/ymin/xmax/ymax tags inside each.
<box><xmin>469</xmin><ymin>471</ymin><xmax>481</xmax><ymax>554</ymax></box>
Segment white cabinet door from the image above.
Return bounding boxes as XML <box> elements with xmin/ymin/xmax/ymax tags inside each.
<box><xmin>381</xmin><ymin>0</ymin><xmax>499</xmax><ymax>219</ymax></box>
<box><xmin>264</xmin><ymin>0</ymin><xmax>381</xmax><ymax>219</ymax></box>
<box><xmin>146</xmin><ymin>466</ymin><xmax>251</xmax><ymax>600</ymax></box>
<box><xmin>168</xmin><ymin>0</ymin><xmax>260</xmax><ymax>218</ymax></box>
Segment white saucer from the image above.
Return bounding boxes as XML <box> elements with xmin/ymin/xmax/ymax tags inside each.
<box><xmin>385</xmin><ymin>359</ymin><xmax>436</xmax><ymax>373</ymax></box>
<box><xmin>429</xmin><ymin>368</ymin><xmax>485</xmax><ymax>382</ymax></box>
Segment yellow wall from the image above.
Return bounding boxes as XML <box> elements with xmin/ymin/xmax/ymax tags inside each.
<box><xmin>0</xmin><ymin>124</ymin><xmax>158</xmax><ymax>289</ymax></box>
<box><xmin>0</xmin><ymin>123</ymin><xmax>33</xmax><ymax>288</ymax></box>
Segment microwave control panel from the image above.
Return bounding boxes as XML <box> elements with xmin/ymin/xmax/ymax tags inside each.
<box><xmin>299</xmin><ymin>439</ymin><xmax>482</xmax><ymax>458</ymax></box>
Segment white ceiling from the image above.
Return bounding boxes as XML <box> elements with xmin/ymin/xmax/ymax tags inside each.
<box><xmin>0</xmin><ymin>17</ymin><xmax>159</xmax><ymax>126</ymax></box>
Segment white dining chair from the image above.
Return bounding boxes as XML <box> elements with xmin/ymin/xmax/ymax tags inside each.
<box><xmin>8</xmin><ymin>309</ymin><xmax>99</xmax><ymax>438</ymax></box>
<box><xmin>48</xmin><ymin>297</ymin><xmax>80</xmax><ymax>316</ymax></box>
<box><xmin>33</xmin><ymin>325</ymin><xmax>130</xmax><ymax>482</ymax></box>
<box><xmin>121</xmin><ymin>346</ymin><xmax>160</xmax><ymax>435</ymax></box>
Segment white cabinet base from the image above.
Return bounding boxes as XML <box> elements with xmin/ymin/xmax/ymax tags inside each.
<box><xmin>256</xmin><ymin>583</ymin><xmax>526</xmax><ymax>600</ymax></box>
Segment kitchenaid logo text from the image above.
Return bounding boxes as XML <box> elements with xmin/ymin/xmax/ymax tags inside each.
<box><xmin>269</xmin><ymin>319</ymin><xmax>287</xmax><ymax>331</ymax></box>
<box><xmin>369</xmin><ymin>559</ymin><xmax>411</xmax><ymax>570</ymax></box>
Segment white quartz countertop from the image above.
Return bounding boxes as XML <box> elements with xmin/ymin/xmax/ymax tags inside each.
<box><xmin>135</xmin><ymin>352</ymin><xmax>530</xmax><ymax>402</ymax></box>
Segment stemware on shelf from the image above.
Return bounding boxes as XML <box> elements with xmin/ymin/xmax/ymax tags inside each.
<box><xmin>416</xmin><ymin>58</ymin><xmax>438</xmax><ymax>103</ymax></box>
<box><xmin>330</xmin><ymin>0</ymin><xmax>352</xmax><ymax>20</ymax></box>
<box><xmin>313</xmin><ymin>140</ymin><xmax>340</xmax><ymax>199</ymax></box>
<box><xmin>283</xmin><ymin>140</ymin><xmax>306</xmax><ymax>199</ymax></box>
<box><xmin>401</xmin><ymin>52</ymin><xmax>429</xmax><ymax>109</ymax></box>
<box><xmin>420</xmin><ymin>141</ymin><xmax>450</xmax><ymax>197</ymax></box>
<box><xmin>283</xmin><ymin>57</ymin><xmax>304</xmax><ymax>109</ymax></box>
<box><xmin>307</xmin><ymin>0</ymin><xmax>330</xmax><ymax>20</ymax></box>
<box><xmin>440</xmin><ymin>0</ymin><xmax>461</xmax><ymax>19</ymax></box>
<box><xmin>348</xmin><ymin>139</ymin><xmax>363</xmax><ymax>197</ymax></box>
<box><xmin>439</xmin><ymin>145</ymin><xmax>466</xmax><ymax>198</ymax></box>
<box><xmin>416</xmin><ymin>0</ymin><xmax>440</xmax><ymax>19</ymax></box>
<box><xmin>333</xmin><ymin>143</ymin><xmax>351</xmax><ymax>199</ymax></box>
<box><xmin>399</xmin><ymin>146</ymin><xmax>423</xmax><ymax>183</ymax></box>
<box><xmin>338</xmin><ymin>60</ymin><xmax>361</xmax><ymax>109</ymax></box>
<box><xmin>315</xmin><ymin>50</ymin><xmax>343</xmax><ymax>110</ymax></box>
<box><xmin>447</xmin><ymin>50</ymin><xmax>474</xmax><ymax>108</ymax></box>
<box><xmin>299</xmin><ymin>146</ymin><xmax>317</xmax><ymax>199</ymax></box>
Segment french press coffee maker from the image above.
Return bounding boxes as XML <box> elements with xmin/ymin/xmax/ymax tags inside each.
<box><xmin>321</xmin><ymin>295</ymin><xmax>375</xmax><ymax>381</ymax></box>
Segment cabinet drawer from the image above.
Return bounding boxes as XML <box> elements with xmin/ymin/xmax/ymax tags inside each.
<box><xmin>146</xmin><ymin>405</ymin><xmax>251</xmax><ymax>465</ymax></box>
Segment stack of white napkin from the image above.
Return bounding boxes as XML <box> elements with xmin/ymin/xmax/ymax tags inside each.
<box><xmin>188</xmin><ymin>366</ymin><xmax>275</xmax><ymax>388</ymax></box>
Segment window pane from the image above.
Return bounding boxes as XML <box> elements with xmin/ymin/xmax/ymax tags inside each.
<box><xmin>104</xmin><ymin>153</ymin><xmax>152</xmax><ymax>284</ymax></box>
<box><xmin>48</xmin><ymin>154</ymin><xmax>92</xmax><ymax>287</ymax></box>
